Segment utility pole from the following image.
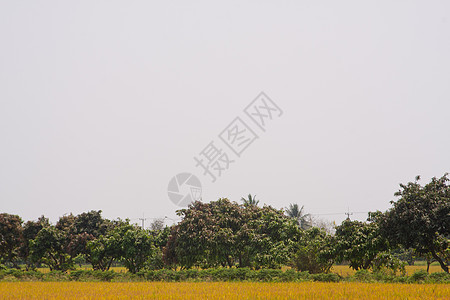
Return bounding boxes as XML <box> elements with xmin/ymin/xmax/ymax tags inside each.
<box><xmin>345</xmin><ymin>207</ymin><xmax>353</xmax><ymax>220</ymax></box>
<box><xmin>139</xmin><ymin>213</ymin><xmax>147</xmax><ymax>229</ymax></box>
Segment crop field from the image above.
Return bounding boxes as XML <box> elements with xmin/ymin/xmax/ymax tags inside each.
<box><xmin>0</xmin><ymin>282</ymin><xmax>448</xmax><ymax>299</ymax></box>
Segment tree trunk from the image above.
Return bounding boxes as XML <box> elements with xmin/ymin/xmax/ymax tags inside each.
<box><xmin>226</xmin><ymin>256</ymin><xmax>233</xmax><ymax>268</ymax></box>
<box><xmin>426</xmin><ymin>257</ymin><xmax>431</xmax><ymax>273</ymax></box>
<box><xmin>430</xmin><ymin>249</ymin><xmax>449</xmax><ymax>273</ymax></box>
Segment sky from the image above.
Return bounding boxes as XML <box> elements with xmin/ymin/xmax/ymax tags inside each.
<box><xmin>1</xmin><ymin>1</ymin><xmax>449</xmax><ymax>227</ymax></box>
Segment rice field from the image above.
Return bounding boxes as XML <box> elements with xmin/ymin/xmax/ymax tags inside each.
<box><xmin>0</xmin><ymin>282</ymin><xmax>448</xmax><ymax>299</ymax></box>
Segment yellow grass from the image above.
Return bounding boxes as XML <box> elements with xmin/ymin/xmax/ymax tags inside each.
<box><xmin>0</xmin><ymin>282</ymin><xmax>448</xmax><ymax>299</ymax></box>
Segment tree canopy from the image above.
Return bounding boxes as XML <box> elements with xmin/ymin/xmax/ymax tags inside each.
<box><xmin>376</xmin><ymin>174</ymin><xmax>450</xmax><ymax>273</ymax></box>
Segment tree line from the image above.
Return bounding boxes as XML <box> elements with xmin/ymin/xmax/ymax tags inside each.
<box><xmin>0</xmin><ymin>174</ymin><xmax>448</xmax><ymax>274</ymax></box>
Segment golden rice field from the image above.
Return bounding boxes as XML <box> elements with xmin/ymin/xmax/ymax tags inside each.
<box><xmin>0</xmin><ymin>282</ymin><xmax>448</xmax><ymax>299</ymax></box>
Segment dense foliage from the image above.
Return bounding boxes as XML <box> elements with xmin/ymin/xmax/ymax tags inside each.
<box><xmin>376</xmin><ymin>174</ymin><xmax>450</xmax><ymax>273</ymax></box>
<box><xmin>0</xmin><ymin>174</ymin><xmax>448</xmax><ymax>274</ymax></box>
<box><xmin>165</xmin><ymin>199</ymin><xmax>300</xmax><ymax>269</ymax></box>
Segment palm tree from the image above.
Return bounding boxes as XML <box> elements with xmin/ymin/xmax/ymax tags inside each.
<box><xmin>285</xmin><ymin>203</ymin><xmax>311</xmax><ymax>230</ymax></box>
<box><xmin>241</xmin><ymin>194</ymin><xmax>259</xmax><ymax>207</ymax></box>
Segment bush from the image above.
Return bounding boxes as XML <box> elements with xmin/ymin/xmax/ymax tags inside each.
<box><xmin>68</xmin><ymin>270</ymin><xmax>85</xmax><ymax>281</ymax></box>
<box><xmin>427</xmin><ymin>272</ymin><xmax>450</xmax><ymax>283</ymax></box>
<box><xmin>280</xmin><ymin>269</ymin><xmax>299</xmax><ymax>281</ymax></box>
<box><xmin>311</xmin><ymin>273</ymin><xmax>341</xmax><ymax>282</ymax></box>
<box><xmin>0</xmin><ymin>267</ymin><xmax>446</xmax><ymax>283</ymax></box>
<box><xmin>256</xmin><ymin>269</ymin><xmax>283</xmax><ymax>281</ymax></box>
<box><xmin>353</xmin><ymin>269</ymin><xmax>373</xmax><ymax>282</ymax></box>
<box><xmin>408</xmin><ymin>270</ymin><xmax>428</xmax><ymax>283</ymax></box>
<box><xmin>290</xmin><ymin>228</ymin><xmax>334</xmax><ymax>274</ymax></box>
<box><xmin>5</xmin><ymin>269</ymin><xmax>25</xmax><ymax>279</ymax></box>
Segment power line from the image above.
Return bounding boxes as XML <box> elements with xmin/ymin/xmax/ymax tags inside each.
<box><xmin>132</xmin><ymin>210</ymin><xmax>369</xmax><ymax>226</ymax></box>
<box><xmin>310</xmin><ymin>211</ymin><xmax>368</xmax><ymax>216</ymax></box>
<box><xmin>345</xmin><ymin>207</ymin><xmax>353</xmax><ymax>220</ymax></box>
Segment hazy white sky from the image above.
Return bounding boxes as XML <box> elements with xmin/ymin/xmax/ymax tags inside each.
<box><xmin>1</xmin><ymin>1</ymin><xmax>449</xmax><ymax>226</ymax></box>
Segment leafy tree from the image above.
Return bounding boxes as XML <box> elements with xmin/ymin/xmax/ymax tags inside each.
<box><xmin>371</xmin><ymin>251</ymin><xmax>406</xmax><ymax>275</ymax></box>
<box><xmin>290</xmin><ymin>227</ymin><xmax>334</xmax><ymax>273</ymax></box>
<box><xmin>168</xmin><ymin>199</ymin><xmax>300</xmax><ymax>269</ymax></box>
<box><xmin>30</xmin><ymin>225</ymin><xmax>73</xmax><ymax>271</ymax></box>
<box><xmin>162</xmin><ymin>226</ymin><xmax>179</xmax><ymax>269</ymax></box>
<box><xmin>0</xmin><ymin>213</ymin><xmax>23</xmax><ymax>268</ymax></box>
<box><xmin>241</xmin><ymin>194</ymin><xmax>259</xmax><ymax>207</ymax></box>
<box><xmin>334</xmin><ymin>219</ymin><xmax>388</xmax><ymax>270</ymax></box>
<box><xmin>238</xmin><ymin>205</ymin><xmax>300</xmax><ymax>269</ymax></box>
<box><xmin>19</xmin><ymin>216</ymin><xmax>49</xmax><ymax>270</ymax></box>
<box><xmin>389</xmin><ymin>247</ymin><xmax>415</xmax><ymax>266</ymax></box>
<box><xmin>86</xmin><ymin>219</ymin><xmax>128</xmax><ymax>271</ymax></box>
<box><xmin>56</xmin><ymin>211</ymin><xmax>111</xmax><ymax>267</ymax></box>
<box><xmin>73</xmin><ymin>210</ymin><xmax>110</xmax><ymax>238</ymax></box>
<box><xmin>171</xmin><ymin>199</ymin><xmax>242</xmax><ymax>269</ymax></box>
<box><xmin>150</xmin><ymin>218</ymin><xmax>165</xmax><ymax>231</ymax></box>
<box><xmin>376</xmin><ymin>174</ymin><xmax>450</xmax><ymax>273</ymax></box>
<box><xmin>73</xmin><ymin>254</ymin><xmax>86</xmax><ymax>268</ymax></box>
<box><xmin>149</xmin><ymin>225</ymin><xmax>171</xmax><ymax>270</ymax></box>
<box><xmin>55</xmin><ymin>214</ymin><xmax>75</xmax><ymax>232</ymax></box>
<box><xmin>152</xmin><ymin>226</ymin><xmax>170</xmax><ymax>249</ymax></box>
<box><xmin>87</xmin><ymin>219</ymin><xmax>154</xmax><ymax>273</ymax></box>
<box><xmin>285</xmin><ymin>204</ymin><xmax>311</xmax><ymax>230</ymax></box>
<box><xmin>121</xmin><ymin>227</ymin><xmax>155</xmax><ymax>273</ymax></box>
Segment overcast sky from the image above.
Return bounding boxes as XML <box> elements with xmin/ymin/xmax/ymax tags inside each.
<box><xmin>1</xmin><ymin>1</ymin><xmax>449</xmax><ymax>227</ymax></box>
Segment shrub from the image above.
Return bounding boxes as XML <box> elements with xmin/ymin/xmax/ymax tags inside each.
<box><xmin>290</xmin><ymin>228</ymin><xmax>334</xmax><ymax>274</ymax></box>
<box><xmin>427</xmin><ymin>272</ymin><xmax>450</xmax><ymax>283</ymax></box>
<box><xmin>280</xmin><ymin>269</ymin><xmax>298</xmax><ymax>281</ymax></box>
<box><xmin>353</xmin><ymin>269</ymin><xmax>373</xmax><ymax>282</ymax></box>
<box><xmin>408</xmin><ymin>270</ymin><xmax>428</xmax><ymax>283</ymax></box>
<box><xmin>311</xmin><ymin>273</ymin><xmax>341</xmax><ymax>282</ymax></box>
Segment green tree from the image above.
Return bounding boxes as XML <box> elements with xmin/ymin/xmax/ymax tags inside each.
<box><xmin>150</xmin><ymin>218</ymin><xmax>165</xmax><ymax>231</ymax></box>
<box><xmin>290</xmin><ymin>227</ymin><xmax>335</xmax><ymax>273</ymax></box>
<box><xmin>30</xmin><ymin>225</ymin><xmax>73</xmax><ymax>271</ymax></box>
<box><xmin>285</xmin><ymin>204</ymin><xmax>311</xmax><ymax>230</ymax></box>
<box><xmin>147</xmin><ymin>225</ymin><xmax>170</xmax><ymax>270</ymax></box>
<box><xmin>376</xmin><ymin>174</ymin><xmax>450</xmax><ymax>273</ymax></box>
<box><xmin>87</xmin><ymin>219</ymin><xmax>154</xmax><ymax>273</ymax></box>
<box><xmin>120</xmin><ymin>226</ymin><xmax>155</xmax><ymax>273</ymax></box>
<box><xmin>334</xmin><ymin>219</ymin><xmax>388</xmax><ymax>270</ymax></box>
<box><xmin>60</xmin><ymin>211</ymin><xmax>111</xmax><ymax>258</ymax></box>
<box><xmin>85</xmin><ymin>222</ymin><xmax>121</xmax><ymax>271</ymax></box>
<box><xmin>19</xmin><ymin>216</ymin><xmax>49</xmax><ymax>270</ymax></box>
<box><xmin>238</xmin><ymin>205</ymin><xmax>300</xmax><ymax>269</ymax></box>
<box><xmin>171</xmin><ymin>199</ymin><xmax>242</xmax><ymax>269</ymax></box>
<box><xmin>73</xmin><ymin>210</ymin><xmax>109</xmax><ymax>238</ymax></box>
<box><xmin>0</xmin><ymin>213</ymin><xmax>23</xmax><ymax>268</ymax></box>
<box><xmin>162</xmin><ymin>226</ymin><xmax>179</xmax><ymax>269</ymax></box>
<box><xmin>168</xmin><ymin>199</ymin><xmax>300</xmax><ymax>269</ymax></box>
<box><xmin>241</xmin><ymin>194</ymin><xmax>259</xmax><ymax>207</ymax></box>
